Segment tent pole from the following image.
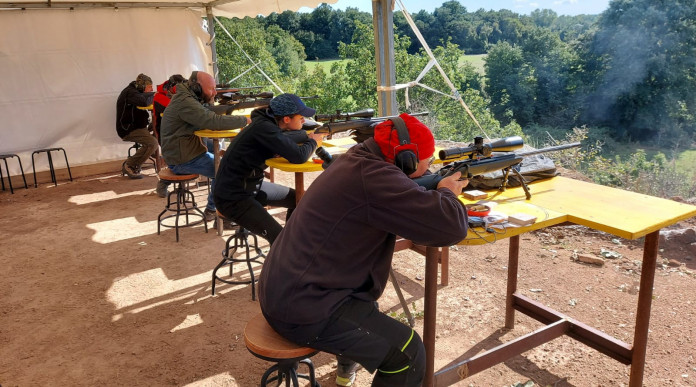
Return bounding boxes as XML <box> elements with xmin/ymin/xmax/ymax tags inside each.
<box><xmin>206</xmin><ymin>6</ymin><xmax>219</xmax><ymax>84</ymax></box>
<box><xmin>372</xmin><ymin>0</ymin><xmax>397</xmax><ymax>116</ymax></box>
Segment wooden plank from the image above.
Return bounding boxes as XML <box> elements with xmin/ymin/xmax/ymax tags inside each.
<box><xmin>514</xmin><ymin>294</ymin><xmax>632</xmax><ymax>364</ymax></box>
<box><xmin>435</xmin><ymin>319</ymin><xmax>569</xmax><ymax>386</ymax></box>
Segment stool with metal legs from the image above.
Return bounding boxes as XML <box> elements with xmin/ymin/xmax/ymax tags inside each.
<box><xmin>157</xmin><ymin>168</ymin><xmax>208</xmax><ymax>242</ymax></box>
<box><xmin>211</xmin><ymin>213</ymin><xmax>266</xmax><ymax>300</ymax></box>
<box><xmin>244</xmin><ymin>313</ymin><xmax>320</xmax><ymax>387</ymax></box>
<box><xmin>31</xmin><ymin>147</ymin><xmax>73</xmax><ymax>187</ymax></box>
<box><xmin>0</xmin><ymin>154</ymin><xmax>28</xmax><ymax>194</ymax></box>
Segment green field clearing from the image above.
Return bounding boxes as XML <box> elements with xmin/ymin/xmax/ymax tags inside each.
<box><xmin>306</xmin><ymin>54</ymin><xmax>487</xmax><ymax>74</ymax></box>
<box><xmin>459</xmin><ymin>53</ymin><xmax>486</xmax><ymax>74</ymax></box>
<box><xmin>305</xmin><ymin>59</ymin><xmax>343</xmax><ymax>72</ymax></box>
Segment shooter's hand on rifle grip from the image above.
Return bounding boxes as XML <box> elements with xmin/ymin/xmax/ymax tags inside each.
<box><xmin>308</xmin><ymin>132</ymin><xmax>327</xmax><ymax>147</ymax></box>
<box><xmin>437</xmin><ymin>171</ymin><xmax>469</xmax><ymax>194</ymax></box>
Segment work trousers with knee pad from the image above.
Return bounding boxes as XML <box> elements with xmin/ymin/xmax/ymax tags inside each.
<box><xmin>266</xmin><ymin>298</ymin><xmax>425</xmax><ymax>386</ymax></box>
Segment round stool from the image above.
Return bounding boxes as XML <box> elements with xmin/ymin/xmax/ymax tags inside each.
<box><xmin>156</xmin><ymin>168</ymin><xmax>208</xmax><ymax>242</ymax></box>
<box><xmin>211</xmin><ymin>211</ymin><xmax>266</xmax><ymax>300</ymax></box>
<box><xmin>244</xmin><ymin>313</ymin><xmax>320</xmax><ymax>387</ymax></box>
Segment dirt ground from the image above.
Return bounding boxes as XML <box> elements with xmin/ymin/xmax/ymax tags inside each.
<box><xmin>1</xmin><ymin>163</ymin><xmax>696</xmax><ymax>387</ymax></box>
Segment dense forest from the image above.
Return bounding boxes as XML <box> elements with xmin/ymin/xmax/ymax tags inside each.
<box><xmin>214</xmin><ymin>0</ymin><xmax>696</xmax><ymax>197</ymax></box>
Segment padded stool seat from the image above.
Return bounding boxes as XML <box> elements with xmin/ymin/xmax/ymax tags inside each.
<box><xmin>157</xmin><ymin>168</ymin><xmax>208</xmax><ymax>242</ymax></box>
<box><xmin>0</xmin><ymin>154</ymin><xmax>28</xmax><ymax>194</ymax></box>
<box><xmin>211</xmin><ymin>212</ymin><xmax>266</xmax><ymax>300</ymax></box>
<box><xmin>31</xmin><ymin>147</ymin><xmax>73</xmax><ymax>187</ymax></box>
<box><xmin>244</xmin><ymin>313</ymin><xmax>319</xmax><ymax>387</ymax></box>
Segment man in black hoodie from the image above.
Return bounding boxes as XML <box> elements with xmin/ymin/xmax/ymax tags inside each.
<box><xmin>213</xmin><ymin>93</ymin><xmax>325</xmax><ymax>245</ymax></box>
<box><xmin>116</xmin><ymin>73</ymin><xmax>157</xmax><ymax>179</ymax></box>
<box><xmin>258</xmin><ymin>113</ymin><xmax>469</xmax><ymax>386</ymax></box>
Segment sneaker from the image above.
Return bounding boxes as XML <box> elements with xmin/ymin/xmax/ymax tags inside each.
<box><xmin>203</xmin><ymin>208</ymin><xmax>216</xmax><ymax>222</ymax></box>
<box><xmin>156</xmin><ymin>180</ymin><xmax>170</xmax><ymax>198</ymax></box>
<box><xmin>122</xmin><ymin>163</ymin><xmax>143</xmax><ymax>179</ymax></box>
<box><xmin>336</xmin><ymin>362</ymin><xmax>361</xmax><ymax>386</ymax></box>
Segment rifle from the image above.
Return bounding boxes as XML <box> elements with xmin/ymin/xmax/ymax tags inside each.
<box><xmin>413</xmin><ymin>136</ymin><xmax>581</xmax><ymax>199</ymax></box>
<box><xmin>315</xmin><ymin>108</ymin><xmax>375</xmax><ymax>122</ymax></box>
<box><xmin>313</xmin><ymin>111</ymin><xmax>429</xmax><ymax>142</ymax></box>
<box><xmin>311</xmin><ymin>111</ymin><xmax>430</xmax><ymax>169</ymax></box>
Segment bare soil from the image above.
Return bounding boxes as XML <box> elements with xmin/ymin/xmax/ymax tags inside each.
<box><xmin>1</xmin><ymin>165</ymin><xmax>695</xmax><ymax>387</ymax></box>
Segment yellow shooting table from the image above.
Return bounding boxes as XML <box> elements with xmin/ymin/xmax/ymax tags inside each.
<box><xmin>421</xmin><ymin>176</ymin><xmax>696</xmax><ymax>386</ymax></box>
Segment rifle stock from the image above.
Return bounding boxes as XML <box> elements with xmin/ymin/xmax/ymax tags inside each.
<box><xmin>208</xmin><ymin>98</ymin><xmax>272</xmax><ymax>115</ymax></box>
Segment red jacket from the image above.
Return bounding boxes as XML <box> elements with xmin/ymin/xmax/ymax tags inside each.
<box><xmin>153</xmin><ymin>81</ymin><xmax>175</xmax><ymax>142</ymax></box>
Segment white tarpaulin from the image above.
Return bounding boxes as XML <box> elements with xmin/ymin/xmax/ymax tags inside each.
<box><xmin>0</xmin><ymin>8</ymin><xmax>211</xmax><ymax>175</ymax></box>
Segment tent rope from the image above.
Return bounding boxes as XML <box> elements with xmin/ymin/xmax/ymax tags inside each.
<box><xmin>213</xmin><ymin>16</ymin><xmax>284</xmax><ymax>94</ymax></box>
<box><xmin>394</xmin><ymin>0</ymin><xmax>489</xmax><ymax>139</ymax></box>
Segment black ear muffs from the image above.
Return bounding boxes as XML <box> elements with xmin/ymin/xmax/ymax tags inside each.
<box><xmin>188</xmin><ymin>71</ymin><xmax>204</xmax><ymax>102</ymax></box>
<box><xmin>390</xmin><ymin>116</ymin><xmax>419</xmax><ymax>176</ymax></box>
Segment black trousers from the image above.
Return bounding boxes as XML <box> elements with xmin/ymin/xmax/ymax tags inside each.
<box><xmin>217</xmin><ymin>180</ymin><xmax>295</xmax><ymax>245</ymax></box>
<box><xmin>266</xmin><ymin>298</ymin><xmax>425</xmax><ymax>386</ymax></box>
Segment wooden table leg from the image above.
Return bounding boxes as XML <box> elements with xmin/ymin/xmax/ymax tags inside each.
<box><xmin>440</xmin><ymin>247</ymin><xmax>449</xmax><ymax>286</ymax></box>
<box><xmin>212</xmin><ymin>139</ymin><xmax>223</xmax><ymax>236</ymax></box>
<box><xmin>505</xmin><ymin>235</ymin><xmax>520</xmax><ymax>329</ymax></box>
<box><xmin>629</xmin><ymin>231</ymin><xmax>659</xmax><ymax>386</ymax></box>
<box><xmin>423</xmin><ymin>246</ymin><xmax>439</xmax><ymax>387</ymax></box>
<box><xmin>294</xmin><ymin>172</ymin><xmax>305</xmax><ymax>205</ymax></box>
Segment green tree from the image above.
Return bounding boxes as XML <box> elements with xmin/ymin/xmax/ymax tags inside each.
<box><xmin>578</xmin><ymin>0</ymin><xmax>696</xmax><ymax>146</ymax></box>
<box><xmin>484</xmin><ymin>42</ymin><xmax>535</xmax><ymax>126</ymax></box>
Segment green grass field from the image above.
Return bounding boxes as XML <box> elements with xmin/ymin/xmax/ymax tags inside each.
<box><xmin>306</xmin><ymin>54</ymin><xmax>487</xmax><ymax>74</ymax></box>
<box><xmin>305</xmin><ymin>59</ymin><xmax>344</xmax><ymax>72</ymax></box>
<box><xmin>458</xmin><ymin>53</ymin><xmax>487</xmax><ymax>74</ymax></box>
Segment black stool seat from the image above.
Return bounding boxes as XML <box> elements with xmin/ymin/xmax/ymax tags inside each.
<box><xmin>0</xmin><ymin>154</ymin><xmax>28</xmax><ymax>194</ymax></box>
<box><xmin>31</xmin><ymin>147</ymin><xmax>72</xmax><ymax>187</ymax></box>
<box><xmin>244</xmin><ymin>313</ymin><xmax>320</xmax><ymax>387</ymax></box>
<box><xmin>157</xmin><ymin>168</ymin><xmax>208</xmax><ymax>242</ymax></box>
<box><xmin>212</xmin><ymin>216</ymin><xmax>266</xmax><ymax>300</ymax></box>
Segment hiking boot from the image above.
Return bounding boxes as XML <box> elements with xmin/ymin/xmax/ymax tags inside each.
<box><xmin>336</xmin><ymin>362</ymin><xmax>361</xmax><ymax>386</ymax></box>
<box><xmin>156</xmin><ymin>180</ymin><xmax>170</xmax><ymax>198</ymax></box>
<box><xmin>203</xmin><ymin>208</ymin><xmax>217</xmax><ymax>222</ymax></box>
<box><xmin>122</xmin><ymin>163</ymin><xmax>143</xmax><ymax>179</ymax></box>
<box><xmin>214</xmin><ymin>219</ymin><xmax>239</xmax><ymax>231</ymax></box>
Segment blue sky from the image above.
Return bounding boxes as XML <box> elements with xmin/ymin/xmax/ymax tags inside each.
<box><xmin>320</xmin><ymin>0</ymin><xmax>611</xmax><ymax>16</ymax></box>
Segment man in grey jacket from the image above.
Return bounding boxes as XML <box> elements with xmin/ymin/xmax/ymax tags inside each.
<box><xmin>160</xmin><ymin>71</ymin><xmax>250</xmax><ymax>219</ymax></box>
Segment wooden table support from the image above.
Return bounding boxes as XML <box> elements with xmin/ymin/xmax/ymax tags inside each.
<box><xmin>418</xmin><ymin>177</ymin><xmax>696</xmax><ymax>387</ymax></box>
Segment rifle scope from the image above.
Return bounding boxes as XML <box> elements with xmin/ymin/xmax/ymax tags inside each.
<box><xmin>315</xmin><ymin>108</ymin><xmax>375</xmax><ymax>122</ymax></box>
<box><xmin>439</xmin><ymin>136</ymin><xmax>524</xmax><ymax>160</ymax></box>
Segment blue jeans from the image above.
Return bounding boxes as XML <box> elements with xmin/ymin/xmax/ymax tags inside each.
<box><xmin>169</xmin><ymin>151</ymin><xmax>216</xmax><ymax>211</ymax></box>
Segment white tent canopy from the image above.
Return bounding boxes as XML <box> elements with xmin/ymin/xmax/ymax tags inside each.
<box><xmin>0</xmin><ymin>0</ymin><xmax>398</xmax><ymax>179</ymax></box>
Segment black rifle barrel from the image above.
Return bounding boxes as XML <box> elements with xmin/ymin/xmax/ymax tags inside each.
<box><xmin>321</xmin><ymin>111</ymin><xmax>429</xmax><ymax>134</ymax></box>
<box><xmin>517</xmin><ymin>142</ymin><xmax>581</xmax><ymax>157</ymax></box>
<box><xmin>315</xmin><ymin>108</ymin><xmax>375</xmax><ymax>122</ymax></box>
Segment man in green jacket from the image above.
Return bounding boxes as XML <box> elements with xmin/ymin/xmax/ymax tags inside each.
<box><xmin>160</xmin><ymin>71</ymin><xmax>250</xmax><ymax>219</ymax></box>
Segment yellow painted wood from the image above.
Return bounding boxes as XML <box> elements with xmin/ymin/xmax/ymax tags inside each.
<box><xmin>193</xmin><ymin>129</ymin><xmax>241</xmax><ymax>138</ymax></box>
<box><xmin>458</xmin><ymin>197</ymin><xmax>567</xmax><ymax>245</ymax></box>
<box><xmin>458</xmin><ymin>176</ymin><xmax>696</xmax><ymax>242</ymax></box>
<box><xmin>323</xmin><ymin>137</ymin><xmax>356</xmax><ymax>147</ymax></box>
<box><xmin>265</xmin><ymin>157</ymin><xmax>324</xmax><ymax>172</ymax></box>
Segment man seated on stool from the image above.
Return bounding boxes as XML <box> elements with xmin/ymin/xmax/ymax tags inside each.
<box><xmin>258</xmin><ymin>114</ymin><xmax>469</xmax><ymax>386</ymax></box>
<box><xmin>160</xmin><ymin>70</ymin><xmax>250</xmax><ymax>221</ymax></box>
<box><xmin>153</xmin><ymin>74</ymin><xmax>186</xmax><ymax>198</ymax></box>
<box><xmin>213</xmin><ymin>93</ymin><xmax>326</xmax><ymax>245</ymax></box>
<box><xmin>116</xmin><ymin>73</ymin><xmax>157</xmax><ymax>179</ymax></box>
